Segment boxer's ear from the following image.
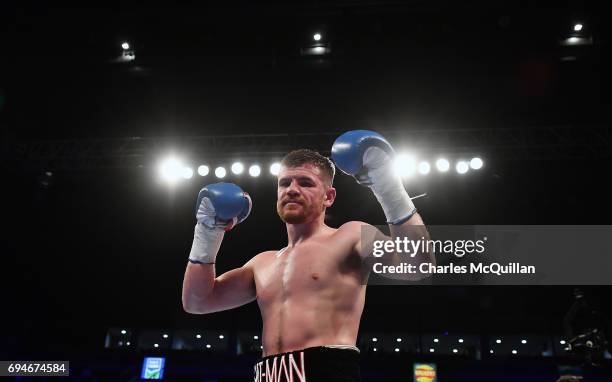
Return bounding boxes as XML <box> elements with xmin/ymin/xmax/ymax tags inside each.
<box><xmin>324</xmin><ymin>186</ymin><xmax>336</xmax><ymax>207</ymax></box>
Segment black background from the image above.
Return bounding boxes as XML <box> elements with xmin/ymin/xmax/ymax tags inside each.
<box><xmin>2</xmin><ymin>0</ymin><xmax>610</xmax><ymax>354</ymax></box>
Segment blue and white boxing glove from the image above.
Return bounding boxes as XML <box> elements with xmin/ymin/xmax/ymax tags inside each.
<box><xmin>188</xmin><ymin>182</ymin><xmax>252</xmax><ymax>264</ymax></box>
<box><xmin>331</xmin><ymin>130</ymin><xmax>416</xmax><ymax>225</ymax></box>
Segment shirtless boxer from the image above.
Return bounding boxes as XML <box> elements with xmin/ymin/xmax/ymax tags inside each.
<box><xmin>182</xmin><ymin>130</ymin><xmax>434</xmax><ymax>382</ymax></box>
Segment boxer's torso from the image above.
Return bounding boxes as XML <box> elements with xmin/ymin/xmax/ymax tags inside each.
<box><xmin>251</xmin><ymin>225</ymin><xmax>366</xmax><ymax>356</ymax></box>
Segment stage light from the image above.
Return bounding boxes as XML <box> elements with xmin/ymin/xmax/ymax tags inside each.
<box><xmin>521</xmin><ymin>339</ymin><xmax>527</xmax><ymax>344</ymax></box>
<box><xmin>121</xmin><ymin>330</ymin><xmax>127</xmax><ymax>334</ymax></box>
<box><xmin>396</xmin><ymin>338</ymin><xmax>402</xmax><ymax>342</ymax></box>
<box><xmin>249</xmin><ymin>165</ymin><xmax>261</xmax><ymax>177</ymax></box>
<box><xmin>270</xmin><ymin>162</ymin><xmax>281</xmax><ymax>176</ymax></box>
<box><xmin>231</xmin><ymin>162</ymin><xmax>244</xmax><ymax>175</ymax></box>
<box><xmin>182</xmin><ymin>167</ymin><xmax>194</xmax><ymax>179</ymax></box>
<box><xmin>433</xmin><ymin>338</ymin><xmax>439</xmax><ymax>343</ymax></box>
<box><xmin>159</xmin><ymin>157</ymin><xmax>185</xmax><ymax>183</ymax></box>
<box><xmin>436</xmin><ymin>158</ymin><xmax>450</xmax><ymax>172</ymax></box>
<box><xmin>206</xmin><ymin>344</ymin><xmax>211</xmax><ymax>349</ymax></box>
<box><xmin>372</xmin><ymin>338</ymin><xmax>378</xmax><ymax>342</ymax></box>
<box><xmin>512</xmin><ymin>349</ymin><xmax>517</xmax><ymax>354</ymax></box>
<box><xmin>215</xmin><ymin>167</ymin><xmax>227</xmax><ymax>179</ymax></box>
<box><xmin>394</xmin><ymin>348</ymin><xmax>400</xmax><ymax>352</ymax></box>
<box><xmin>198</xmin><ymin>165</ymin><xmax>210</xmax><ymax>176</ymax></box>
<box><xmin>560</xmin><ymin>30</ymin><xmax>592</xmax><ymax>46</ymax></box>
<box><xmin>196</xmin><ymin>334</ymin><xmax>202</xmax><ymax>339</ymax></box>
<box><xmin>219</xmin><ymin>335</ymin><xmax>225</xmax><ymax>339</ymax></box>
<box><xmin>560</xmin><ymin>340</ymin><xmax>566</xmax><ymax>345</ymax></box>
<box><xmin>313</xmin><ymin>33</ymin><xmax>322</xmax><ymax>41</ymax></box>
<box><xmin>254</xmin><ymin>335</ymin><xmax>259</xmax><ymax>340</ymax></box>
<box><xmin>154</xmin><ymin>343</ymin><xmax>159</xmax><ymax>348</ymax></box>
<box><xmin>429</xmin><ymin>348</ymin><xmax>435</xmax><ymax>353</ymax></box>
<box><xmin>163</xmin><ymin>334</ymin><xmax>169</xmax><ymax>339</ymax></box>
<box><xmin>418</xmin><ymin>161</ymin><xmax>431</xmax><ymax>175</ymax></box>
<box><xmin>453</xmin><ymin>349</ymin><xmax>458</xmax><ymax>353</ymax></box>
<box><xmin>393</xmin><ymin>153</ymin><xmax>416</xmax><ymax>178</ymax></box>
<box><xmin>496</xmin><ymin>339</ymin><xmax>502</xmax><ymax>344</ymax></box>
<box><xmin>126</xmin><ymin>342</ymin><xmax>130</xmax><ymax>346</ymax></box>
<box><xmin>470</xmin><ymin>157</ymin><xmax>483</xmax><ymax>170</ymax></box>
<box><xmin>373</xmin><ymin>348</ymin><xmax>377</xmax><ymax>352</ymax></box>
<box><xmin>561</xmin><ymin>36</ymin><xmax>592</xmax><ymax>46</ymax></box>
<box><xmin>121</xmin><ymin>42</ymin><xmax>130</xmax><ymax>50</ymax></box>
<box><xmin>456</xmin><ymin>161</ymin><xmax>469</xmax><ymax>174</ymax></box>
<box><xmin>302</xmin><ymin>45</ymin><xmax>330</xmax><ymax>55</ymax></box>
<box><xmin>458</xmin><ymin>338</ymin><xmax>464</xmax><ymax>343</ymax></box>
<box><xmin>490</xmin><ymin>350</ymin><xmax>494</xmax><ymax>354</ymax></box>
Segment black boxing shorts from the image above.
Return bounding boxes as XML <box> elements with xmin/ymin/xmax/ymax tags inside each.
<box><xmin>253</xmin><ymin>345</ymin><xmax>361</xmax><ymax>382</ymax></box>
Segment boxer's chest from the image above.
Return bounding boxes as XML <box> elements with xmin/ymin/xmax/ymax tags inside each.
<box><xmin>254</xmin><ymin>243</ymin><xmax>339</xmax><ymax>302</ymax></box>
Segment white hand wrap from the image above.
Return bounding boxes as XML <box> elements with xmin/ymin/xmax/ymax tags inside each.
<box><xmin>188</xmin><ymin>223</ymin><xmax>225</xmax><ymax>264</ymax></box>
<box><xmin>188</xmin><ymin>197</ymin><xmax>228</xmax><ymax>264</ymax></box>
<box><xmin>363</xmin><ymin>146</ymin><xmax>417</xmax><ymax>225</ymax></box>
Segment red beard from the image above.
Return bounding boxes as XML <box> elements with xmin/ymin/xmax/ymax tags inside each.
<box><xmin>277</xmin><ymin>200</ymin><xmax>322</xmax><ymax>224</ymax></box>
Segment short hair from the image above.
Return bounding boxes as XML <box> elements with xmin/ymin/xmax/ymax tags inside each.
<box><xmin>280</xmin><ymin>149</ymin><xmax>335</xmax><ymax>185</ymax></box>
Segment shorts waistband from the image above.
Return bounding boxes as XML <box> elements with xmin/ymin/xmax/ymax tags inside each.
<box><xmin>260</xmin><ymin>345</ymin><xmax>360</xmax><ymax>361</ymax></box>
<box><xmin>322</xmin><ymin>345</ymin><xmax>360</xmax><ymax>353</ymax></box>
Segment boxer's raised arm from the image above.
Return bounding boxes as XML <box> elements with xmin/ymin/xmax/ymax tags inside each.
<box><xmin>332</xmin><ymin>131</ymin><xmax>434</xmax><ymax>279</ymax></box>
<box><xmin>181</xmin><ymin>182</ymin><xmax>254</xmax><ymax>314</ymax></box>
<box><xmin>182</xmin><ymin>261</ymin><xmax>256</xmax><ymax>314</ymax></box>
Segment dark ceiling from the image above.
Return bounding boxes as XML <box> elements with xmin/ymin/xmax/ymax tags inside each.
<box><xmin>3</xmin><ymin>0</ymin><xmax>607</xmax><ymax>140</ymax></box>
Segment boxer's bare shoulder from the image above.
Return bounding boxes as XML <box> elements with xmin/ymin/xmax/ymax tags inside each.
<box><xmin>245</xmin><ymin>250</ymin><xmax>278</xmax><ymax>269</ymax></box>
<box><xmin>337</xmin><ymin>220</ymin><xmax>385</xmax><ymax>258</ymax></box>
<box><xmin>337</xmin><ymin>220</ymin><xmax>370</xmax><ymax>237</ymax></box>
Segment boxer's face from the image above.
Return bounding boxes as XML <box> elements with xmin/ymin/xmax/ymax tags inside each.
<box><xmin>277</xmin><ymin>164</ymin><xmax>335</xmax><ymax>224</ymax></box>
